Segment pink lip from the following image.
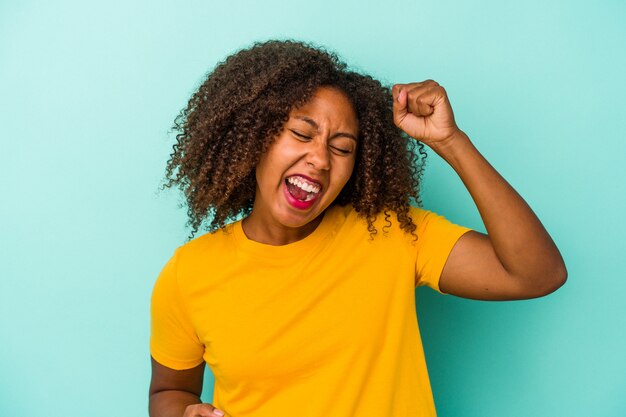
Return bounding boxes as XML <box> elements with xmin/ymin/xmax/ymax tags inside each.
<box><xmin>283</xmin><ymin>180</ymin><xmax>320</xmax><ymax>210</ymax></box>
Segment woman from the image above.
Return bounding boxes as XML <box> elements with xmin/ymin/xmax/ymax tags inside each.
<box><xmin>149</xmin><ymin>40</ymin><xmax>567</xmax><ymax>417</ymax></box>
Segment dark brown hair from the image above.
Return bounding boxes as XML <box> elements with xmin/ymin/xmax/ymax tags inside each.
<box><xmin>159</xmin><ymin>39</ymin><xmax>428</xmax><ymax>241</ymax></box>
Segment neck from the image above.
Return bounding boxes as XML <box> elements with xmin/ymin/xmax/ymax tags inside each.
<box><xmin>241</xmin><ymin>212</ymin><xmax>324</xmax><ymax>246</ymax></box>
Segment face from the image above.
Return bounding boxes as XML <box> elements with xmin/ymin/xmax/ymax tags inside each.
<box><xmin>251</xmin><ymin>86</ymin><xmax>359</xmax><ymax>232</ymax></box>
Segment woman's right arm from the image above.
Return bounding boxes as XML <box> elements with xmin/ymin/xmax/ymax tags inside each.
<box><xmin>149</xmin><ymin>357</ymin><xmax>226</xmax><ymax>417</ymax></box>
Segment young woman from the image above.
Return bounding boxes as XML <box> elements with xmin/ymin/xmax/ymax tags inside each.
<box><xmin>149</xmin><ymin>40</ymin><xmax>567</xmax><ymax>417</ymax></box>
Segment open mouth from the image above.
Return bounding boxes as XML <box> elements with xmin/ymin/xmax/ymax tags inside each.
<box><xmin>285</xmin><ymin>176</ymin><xmax>321</xmax><ymax>201</ymax></box>
<box><xmin>284</xmin><ymin>175</ymin><xmax>322</xmax><ymax>203</ymax></box>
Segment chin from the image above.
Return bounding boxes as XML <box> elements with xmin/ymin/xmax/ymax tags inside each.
<box><xmin>279</xmin><ymin>210</ymin><xmax>319</xmax><ymax>229</ymax></box>
<box><xmin>277</xmin><ymin>202</ymin><xmax>326</xmax><ymax>228</ymax></box>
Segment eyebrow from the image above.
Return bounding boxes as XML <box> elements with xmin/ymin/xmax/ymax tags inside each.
<box><xmin>294</xmin><ymin>116</ymin><xmax>358</xmax><ymax>142</ymax></box>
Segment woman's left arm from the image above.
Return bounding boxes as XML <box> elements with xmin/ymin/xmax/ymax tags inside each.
<box><xmin>392</xmin><ymin>80</ymin><xmax>567</xmax><ymax>300</ymax></box>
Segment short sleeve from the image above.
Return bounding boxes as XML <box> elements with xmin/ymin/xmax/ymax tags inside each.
<box><xmin>413</xmin><ymin>207</ymin><xmax>473</xmax><ymax>294</ymax></box>
<box><xmin>150</xmin><ymin>248</ymin><xmax>205</xmax><ymax>370</ymax></box>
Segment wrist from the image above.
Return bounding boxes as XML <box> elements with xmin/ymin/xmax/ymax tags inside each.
<box><xmin>429</xmin><ymin>130</ymin><xmax>474</xmax><ymax>161</ymax></box>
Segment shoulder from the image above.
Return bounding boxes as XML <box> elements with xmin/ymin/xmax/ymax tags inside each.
<box><xmin>174</xmin><ymin>222</ymin><xmax>238</xmax><ymax>270</ymax></box>
<box><xmin>340</xmin><ymin>204</ymin><xmax>431</xmax><ymax>230</ymax></box>
<box><xmin>329</xmin><ymin>204</ymin><xmax>435</xmax><ymax>242</ymax></box>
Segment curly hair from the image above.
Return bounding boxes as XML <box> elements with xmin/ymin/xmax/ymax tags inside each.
<box><xmin>159</xmin><ymin>39</ymin><xmax>428</xmax><ymax>241</ymax></box>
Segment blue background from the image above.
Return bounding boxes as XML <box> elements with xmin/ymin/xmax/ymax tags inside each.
<box><xmin>1</xmin><ymin>1</ymin><xmax>625</xmax><ymax>416</ymax></box>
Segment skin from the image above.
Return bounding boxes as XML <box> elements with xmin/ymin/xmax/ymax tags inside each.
<box><xmin>392</xmin><ymin>80</ymin><xmax>567</xmax><ymax>299</ymax></box>
<box><xmin>149</xmin><ymin>81</ymin><xmax>567</xmax><ymax>416</ymax></box>
<box><xmin>241</xmin><ymin>86</ymin><xmax>359</xmax><ymax>245</ymax></box>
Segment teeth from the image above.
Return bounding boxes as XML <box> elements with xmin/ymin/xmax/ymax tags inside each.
<box><xmin>287</xmin><ymin>176</ymin><xmax>320</xmax><ymax>194</ymax></box>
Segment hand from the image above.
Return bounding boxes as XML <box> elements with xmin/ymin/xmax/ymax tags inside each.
<box><xmin>392</xmin><ymin>80</ymin><xmax>462</xmax><ymax>149</ymax></box>
<box><xmin>183</xmin><ymin>403</ymin><xmax>230</xmax><ymax>417</ymax></box>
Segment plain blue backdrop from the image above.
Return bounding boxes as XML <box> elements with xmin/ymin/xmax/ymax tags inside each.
<box><xmin>1</xmin><ymin>1</ymin><xmax>625</xmax><ymax>416</ymax></box>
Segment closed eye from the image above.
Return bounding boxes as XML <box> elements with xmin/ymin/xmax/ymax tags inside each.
<box><xmin>290</xmin><ymin>130</ymin><xmax>353</xmax><ymax>155</ymax></box>
<box><xmin>290</xmin><ymin>130</ymin><xmax>311</xmax><ymax>140</ymax></box>
<box><xmin>331</xmin><ymin>146</ymin><xmax>351</xmax><ymax>155</ymax></box>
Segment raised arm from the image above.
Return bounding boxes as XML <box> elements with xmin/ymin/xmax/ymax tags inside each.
<box><xmin>392</xmin><ymin>80</ymin><xmax>567</xmax><ymax>300</ymax></box>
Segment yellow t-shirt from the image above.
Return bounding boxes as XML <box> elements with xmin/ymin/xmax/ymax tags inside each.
<box><xmin>150</xmin><ymin>204</ymin><xmax>472</xmax><ymax>417</ymax></box>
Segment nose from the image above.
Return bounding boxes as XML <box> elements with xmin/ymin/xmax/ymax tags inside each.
<box><xmin>305</xmin><ymin>140</ymin><xmax>331</xmax><ymax>171</ymax></box>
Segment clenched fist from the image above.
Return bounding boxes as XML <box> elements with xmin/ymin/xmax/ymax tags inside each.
<box><xmin>392</xmin><ymin>80</ymin><xmax>462</xmax><ymax>149</ymax></box>
<box><xmin>184</xmin><ymin>402</ymin><xmax>229</xmax><ymax>417</ymax></box>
